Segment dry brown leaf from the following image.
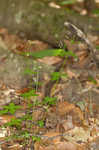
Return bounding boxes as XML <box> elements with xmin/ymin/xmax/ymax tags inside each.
<box><xmin>72</xmin><ymin>107</ymin><xmax>84</xmax><ymax>125</ymax></box>
<box><xmin>32</xmin><ymin>109</ymin><xmax>46</xmax><ymax>122</ymax></box>
<box><xmin>1</xmin><ymin>143</ymin><xmax>22</xmax><ymax>150</ymax></box>
<box><xmin>66</xmin><ymin>69</ymin><xmax>78</xmax><ymax>78</ymax></box>
<box><xmin>43</xmin><ymin>131</ymin><xmax>61</xmax><ymax>144</ymax></box>
<box><xmin>0</xmin><ymin>115</ymin><xmax>15</xmax><ymax>125</ymax></box>
<box><xmin>61</xmin><ymin>117</ymin><xmax>74</xmax><ymax>131</ymax></box>
<box><xmin>38</xmin><ymin>56</ymin><xmax>62</xmax><ymax>65</ymax></box>
<box><xmin>56</xmin><ymin>141</ymin><xmax>78</xmax><ymax>150</ymax></box>
<box><xmin>34</xmin><ymin>143</ymin><xmax>55</xmax><ymax>150</ymax></box>
<box><xmin>57</xmin><ymin>101</ymin><xmax>75</xmax><ymax>116</ymax></box>
<box><xmin>57</xmin><ymin>101</ymin><xmax>84</xmax><ymax>125</ymax></box>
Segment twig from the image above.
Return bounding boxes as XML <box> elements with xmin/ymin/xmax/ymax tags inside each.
<box><xmin>64</xmin><ymin>22</ymin><xmax>98</xmax><ymax>67</ymax></box>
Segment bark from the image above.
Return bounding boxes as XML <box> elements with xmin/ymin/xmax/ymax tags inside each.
<box><xmin>84</xmin><ymin>0</ymin><xmax>96</xmax><ymax>14</ymax></box>
<box><xmin>0</xmin><ymin>0</ymin><xmax>99</xmax><ymax>47</ymax></box>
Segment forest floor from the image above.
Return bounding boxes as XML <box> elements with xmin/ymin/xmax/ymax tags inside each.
<box><xmin>0</xmin><ymin>25</ymin><xmax>99</xmax><ymax>150</ymax></box>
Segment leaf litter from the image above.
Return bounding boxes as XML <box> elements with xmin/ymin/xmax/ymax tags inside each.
<box><xmin>0</xmin><ymin>27</ymin><xmax>99</xmax><ymax>150</ymax></box>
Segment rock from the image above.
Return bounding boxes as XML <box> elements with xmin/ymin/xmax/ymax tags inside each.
<box><xmin>0</xmin><ymin>45</ymin><xmax>55</xmax><ymax>90</ymax></box>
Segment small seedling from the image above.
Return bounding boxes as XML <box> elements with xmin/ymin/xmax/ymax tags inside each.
<box><xmin>88</xmin><ymin>76</ymin><xmax>97</xmax><ymax>84</ymax></box>
<box><xmin>22</xmin><ymin>131</ymin><xmax>30</xmax><ymax>139</ymax></box>
<box><xmin>32</xmin><ymin>136</ymin><xmax>41</xmax><ymax>142</ymax></box>
<box><xmin>42</xmin><ymin>96</ymin><xmax>57</xmax><ymax>106</ymax></box>
<box><xmin>5</xmin><ymin>118</ymin><xmax>22</xmax><ymax>127</ymax></box>
<box><xmin>92</xmin><ymin>9</ymin><xmax>99</xmax><ymax>16</ymax></box>
<box><xmin>51</xmin><ymin>72</ymin><xmax>68</xmax><ymax>81</ymax></box>
<box><xmin>0</xmin><ymin>103</ymin><xmax>21</xmax><ymax>115</ymax></box>
<box><xmin>59</xmin><ymin>0</ymin><xmax>76</xmax><ymax>5</ymax></box>
<box><xmin>21</xmin><ymin>114</ymin><xmax>33</xmax><ymax>121</ymax></box>
<box><xmin>24</xmin><ymin>68</ymin><xmax>37</xmax><ymax>75</ymax></box>
<box><xmin>96</xmin><ymin>46</ymin><xmax>99</xmax><ymax>51</ymax></box>
<box><xmin>21</xmin><ymin>89</ymin><xmax>38</xmax><ymax>99</ymax></box>
<box><xmin>37</xmin><ymin>120</ymin><xmax>44</xmax><ymax>128</ymax></box>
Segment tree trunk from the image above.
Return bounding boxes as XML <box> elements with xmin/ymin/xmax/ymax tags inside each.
<box><xmin>84</xmin><ymin>0</ymin><xmax>96</xmax><ymax>14</ymax></box>
<box><xmin>0</xmin><ymin>0</ymin><xmax>99</xmax><ymax>47</ymax></box>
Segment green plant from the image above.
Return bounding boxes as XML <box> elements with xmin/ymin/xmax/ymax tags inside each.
<box><xmin>88</xmin><ymin>76</ymin><xmax>97</xmax><ymax>84</ymax></box>
<box><xmin>92</xmin><ymin>9</ymin><xmax>99</xmax><ymax>16</ymax></box>
<box><xmin>32</xmin><ymin>136</ymin><xmax>41</xmax><ymax>142</ymax></box>
<box><xmin>51</xmin><ymin>72</ymin><xmax>68</xmax><ymax>81</ymax></box>
<box><xmin>21</xmin><ymin>89</ymin><xmax>41</xmax><ymax>108</ymax></box>
<box><xmin>21</xmin><ymin>114</ymin><xmax>33</xmax><ymax>121</ymax></box>
<box><xmin>5</xmin><ymin>118</ymin><xmax>22</xmax><ymax>127</ymax></box>
<box><xmin>96</xmin><ymin>45</ymin><xmax>99</xmax><ymax>51</ymax></box>
<box><xmin>24</xmin><ymin>68</ymin><xmax>37</xmax><ymax>75</ymax></box>
<box><xmin>22</xmin><ymin>49</ymin><xmax>64</xmax><ymax>58</ymax></box>
<box><xmin>59</xmin><ymin>0</ymin><xmax>76</xmax><ymax>5</ymax></box>
<box><xmin>42</xmin><ymin>96</ymin><xmax>57</xmax><ymax>106</ymax></box>
<box><xmin>37</xmin><ymin>120</ymin><xmax>44</xmax><ymax>128</ymax></box>
<box><xmin>21</xmin><ymin>89</ymin><xmax>38</xmax><ymax>99</ymax></box>
<box><xmin>0</xmin><ymin>103</ymin><xmax>21</xmax><ymax>115</ymax></box>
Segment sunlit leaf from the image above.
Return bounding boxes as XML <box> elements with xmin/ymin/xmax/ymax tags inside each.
<box><xmin>43</xmin><ymin>96</ymin><xmax>57</xmax><ymax>105</ymax></box>
<box><xmin>88</xmin><ymin>76</ymin><xmax>97</xmax><ymax>84</ymax></box>
<box><xmin>60</xmin><ymin>0</ymin><xmax>76</xmax><ymax>5</ymax></box>
<box><xmin>96</xmin><ymin>46</ymin><xmax>99</xmax><ymax>51</ymax></box>
<box><xmin>21</xmin><ymin>90</ymin><xmax>38</xmax><ymax>98</ymax></box>
<box><xmin>22</xmin><ymin>49</ymin><xmax>64</xmax><ymax>59</ymax></box>
<box><xmin>92</xmin><ymin>9</ymin><xmax>99</xmax><ymax>15</ymax></box>
<box><xmin>24</xmin><ymin>68</ymin><xmax>37</xmax><ymax>75</ymax></box>
<box><xmin>51</xmin><ymin>72</ymin><xmax>61</xmax><ymax>81</ymax></box>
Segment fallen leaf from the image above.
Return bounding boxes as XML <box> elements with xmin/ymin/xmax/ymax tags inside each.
<box><xmin>56</xmin><ymin>141</ymin><xmax>78</xmax><ymax>150</ymax></box>
<box><xmin>0</xmin><ymin>115</ymin><xmax>15</xmax><ymax>125</ymax></box>
<box><xmin>43</xmin><ymin>131</ymin><xmax>61</xmax><ymax>144</ymax></box>
<box><xmin>38</xmin><ymin>56</ymin><xmax>62</xmax><ymax>65</ymax></box>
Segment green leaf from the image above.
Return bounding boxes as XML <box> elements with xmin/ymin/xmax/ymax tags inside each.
<box><xmin>24</xmin><ymin>68</ymin><xmax>37</xmax><ymax>75</ymax></box>
<box><xmin>23</xmin><ymin>132</ymin><xmax>30</xmax><ymax>138</ymax></box>
<box><xmin>96</xmin><ymin>46</ymin><xmax>99</xmax><ymax>51</ymax></box>
<box><xmin>32</xmin><ymin>136</ymin><xmax>41</xmax><ymax>142</ymax></box>
<box><xmin>0</xmin><ymin>109</ymin><xmax>8</xmax><ymax>115</ymax></box>
<box><xmin>88</xmin><ymin>76</ymin><xmax>97</xmax><ymax>84</ymax></box>
<box><xmin>1</xmin><ymin>103</ymin><xmax>21</xmax><ymax>115</ymax></box>
<box><xmin>6</xmin><ymin>118</ymin><xmax>22</xmax><ymax>127</ymax></box>
<box><xmin>38</xmin><ymin>120</ymin><xmax>44</xmax><ymax>127</ymax></box>
<box><xmin>22</xmin><ymin>49</ymin><xmax>64</xmax><ymax>59</ymax></box>
<box><xmin>51</xmin><ymin>72</ymin><xmax>61</xmax><ymax>81</ymax></box>
<box><xmin>21</xmin><ymin>90</ymin><xmax>38</xmax><ymax>98</ymax></box>
<box><xmin>21</xmin><ymin>114</ymin><xmax>33</xmax><ymax>121</ymax></box>
<box><xmin>60</xmin><ymin>0</ymin><xmax>76</xmax><ymax>5</ymax></box>
<box><xmin>92</xmin><ymin>9</ymin><xmax>99</xmax><ymax>15</ymax></box>
<box><xmin>70</xmin><ymin>40</ymin><xmax>75</xmax><ymax>44</ymax></box>
<box><xmin>43</xmin><ymin>97</ymin><xmax>57</xmax><ymax>105</ymax></box>
<box><xmin>51</xmin><ymin>72</ymin><xmax>68</xmax><ymax>81</ymax></box>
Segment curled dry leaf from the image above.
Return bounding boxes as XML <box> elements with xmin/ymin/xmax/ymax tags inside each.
<box><xmin>57</xmin><ymin>101</ymin><xmax>84</xmax><ymax>126</ymax></box>
<box><xmin>0</xmin><ymin>115</ymin><xmax>15</xmax><ymax>125</ymax></box>
<box><xmin>43</xmin><ymin>131</ymin><xmax>61</xmax><ymax>144</ymax></box>
<box><xmin>38</xmin><ymin>56</ymin><xmax>62</xmax><ymax>66</ymax></box>
<box><xmin>56</xmin><ymin>141</ymin><xmax>78</xmax><ymax>150</ymax></box>
<box><xmin>57</xmin><ymin>101</ymin><xmax>75</xmax><ymax>116</ymax></box>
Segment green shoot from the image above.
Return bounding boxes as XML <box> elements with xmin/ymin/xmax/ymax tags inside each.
<box><xmin>5</xmin><ymin>118</ymin><xmax>22</xmax><ymax>127</ymax></box>
<box><xmin>51</xmin><ymin>72</ymin><xmax>68</xmax><ymax>81</ymax></box>
<box><xmin>60</xmin><ymin>0</ymin><xmax>76</xmax><ymax>5</ymax></box>
<box><xmin>32</xmin><ymin>136</ymin><xmax>41</xmax><ymax>142</ymax></box>
<box><xmin>37</xmin><ymin>120</ymin><xmax>44</xmax><ymax>127</ymax></box>
<box><xmin>42</xmin><ymin>96</ymin><xmax>57</xmax><ymax>106</ymax></box>
<box><xmin>88</xmin><ymin>76</ymin><xmax>97</xmax><ymax>84</ymax></box>
<box><xmin>0</xmin><ymin>103</ymin><xmax>21</xmax><ymax>115</ymax></box>
<box><xmin>22</xmin><ymin>49</ymin><xmax>64</xmax><ymax>59</ymax></box>
<box><xmin>21</xmin><ymin>89</ymin><xmax>38</xmax><ymax>99</ymax></box>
